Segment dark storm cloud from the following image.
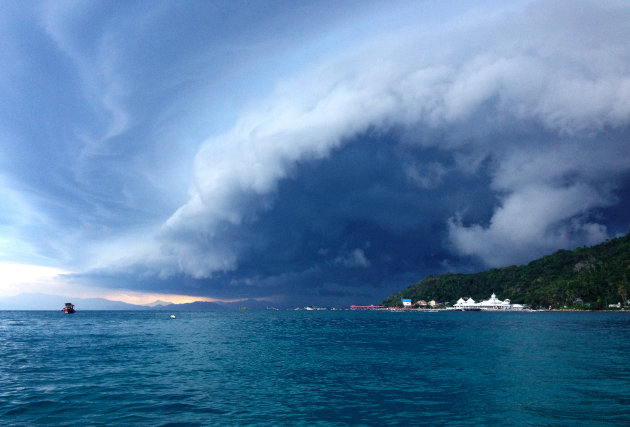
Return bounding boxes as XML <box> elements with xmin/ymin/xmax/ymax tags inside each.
<box><xmin>2</xmin><ymin>1</ymin><xmax>630</xmax><ymax>304</ymax></box>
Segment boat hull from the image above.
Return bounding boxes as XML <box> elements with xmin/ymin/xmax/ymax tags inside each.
<box><xmin>62</xmin><ymin>303</ymin><xmax>76</xmax><ymax>314</ymax></box>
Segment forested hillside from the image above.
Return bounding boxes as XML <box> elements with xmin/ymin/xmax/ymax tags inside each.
<box><xmin>381</xmin><ymin>232</ymin><xmax>630</xmax><ymax>309</ymax></box>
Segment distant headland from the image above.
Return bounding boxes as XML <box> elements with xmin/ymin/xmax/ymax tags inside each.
<box><xmin>381</xmin><ymin>231</ymin><xmax>630</xmax><ymax>311</ymax></box>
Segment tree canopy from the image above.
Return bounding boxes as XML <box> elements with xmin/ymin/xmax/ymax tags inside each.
<box><xmin>381</xmin><ymin>232</ymin><xmax>630</xmax><ymax>309</ymax></box>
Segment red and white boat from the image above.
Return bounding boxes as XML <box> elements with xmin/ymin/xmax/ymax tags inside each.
<box><xmin>62</xmin><ymin>302</ymin><xmax>75</xmax><ymax>314</ymax></box>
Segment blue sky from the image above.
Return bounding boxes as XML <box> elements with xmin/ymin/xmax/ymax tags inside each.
<box><xmin>1</xmin><ymin>0</ymin><xmax>629</xmax><ymax>306</ymax></box>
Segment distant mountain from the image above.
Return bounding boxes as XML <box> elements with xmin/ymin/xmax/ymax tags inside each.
<box><xmin>381</xmin><ymin>231</ymin><xmax>630</xmax><ymax>309</ymax></box>
<box><xmin>151</xmin><ymin>299</ymin><xmax>273</xmax><ymax>311</ymax></box>
<box><xmin>0</xmin><ymin>293</ymin><xmax>280</xmax><ymax>311</ymax></box>
<box><xmin>0</xmin><ymin>293</ymin><xmax>277</xmax><ymax>311</ymax></box>
<box><xmin>151</xmin><ymin>301</ymin><xmax>226</xmax><ymax>311</ymax></box>
<box><xmin>0</xmin><ymin>293</ymin><xmax>144</xmax><ymax>310</ymax></box>
<box><xmin>145</xmin><ymin>300</ymin><xmax>173</xmax><ymax>307</ymax></box>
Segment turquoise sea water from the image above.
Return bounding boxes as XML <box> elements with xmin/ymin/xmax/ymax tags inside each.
<box><xmin>1</xmin><ymin>310</ymin><xmax>629</xmax><ymax>426</ymax></box>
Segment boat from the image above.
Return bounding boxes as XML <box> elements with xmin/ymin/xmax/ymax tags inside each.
<box><xmin>62</xmin><ymin>303</ymin><xmax>75</xmax><ymax>314</ymax></box>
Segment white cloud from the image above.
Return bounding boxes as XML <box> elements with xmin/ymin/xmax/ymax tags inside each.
<box><xmin>151</xmin><ymin>0</ymin><xmax>630</xmax><ymax>277</ymax></box>
<box><xmin>38</xmin><ymin>1</ymin><xmax>132</xmax><ymax>156</ymax></box>
<box><xmin>334</xmin><ymin>249</ymin><xmax>371</xmax><ymax>268</ymax></box>
<box><xmin>14</xmin><ymin>0</ymin><xmax>623</xmax><ymax>280</ymax></box>
<box><xmin>0</xmin><ymin>262</ymin><xmax>72</xmax><ymax>297</ymax></box>
<box><xmin>448</xmin><ymin>184</ymin><xmax>613</xmax><ymax>266</ymax></box>
<box><xmin>405</xmin><ymin>162</ymin><xmax>448</xmax><ymax>189</ymax></box>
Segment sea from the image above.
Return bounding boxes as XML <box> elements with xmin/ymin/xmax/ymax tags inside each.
<box><xmin>1</xmin><ymin>310</ymin><xmax>629</xmax><ymax>426</ymax></box>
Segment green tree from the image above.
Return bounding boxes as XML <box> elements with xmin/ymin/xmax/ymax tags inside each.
<box><xmin>380</xmin><ymin>231</ymin><xmax>630</xmax><ymax>310</ymax></box>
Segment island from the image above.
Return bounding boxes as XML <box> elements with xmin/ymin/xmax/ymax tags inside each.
<box><xmin>381</xmin><ymin>231</ymin><xmax>630</xmax><ymax>310</ymax></box>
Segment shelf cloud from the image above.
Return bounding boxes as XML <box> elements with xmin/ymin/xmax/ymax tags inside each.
<box><xmin>1</xmin><ymin>0</ymin><xmax>629</xmax><ymax>305</ymax></box>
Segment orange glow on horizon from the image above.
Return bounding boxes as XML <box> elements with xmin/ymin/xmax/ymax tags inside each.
<box><xmin>101</xmin><ymin>291</ymin><xmax>246</xmax><ymax>306</ymax></box>
<box><xmin>0</xmin><ymin>262</ymin><xmax>250</xmax><ymax>306</ymax></box>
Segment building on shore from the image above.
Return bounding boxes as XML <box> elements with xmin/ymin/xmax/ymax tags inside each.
<box><xmin>350</xmin><ymin>304</ymin><xmax>384</xmax><ymax>310</ymax></box>
<box><xmin>452</xmin><ymin>293</ymin><xmax>525</xmax><ymax>311</ymax></box>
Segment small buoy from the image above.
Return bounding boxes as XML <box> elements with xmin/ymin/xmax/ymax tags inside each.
<box><xmin>170</xmin><ymin>314</ymin><xmax>176</xmax><ymax>319</ymax></box>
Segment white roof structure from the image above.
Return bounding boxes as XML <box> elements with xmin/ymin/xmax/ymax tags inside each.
<box><xmin>451</xmin><ymin>293</ymin><xmax>524</xmax><ymax>311</ymax></box>
<box><xmin>480</xmin><ymin>293</ymin><xmax>503</xmax><ymax>306</ymax></box>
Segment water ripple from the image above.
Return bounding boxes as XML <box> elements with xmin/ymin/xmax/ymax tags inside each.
<box><xmin>1</xmin><ymin>311</ymin><xmax>630</xmax><ymax>425</ymax></box>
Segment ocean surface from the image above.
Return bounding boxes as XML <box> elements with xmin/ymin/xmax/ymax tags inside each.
<box><xmin>1</xmin><ymin>310</ymin><xmax>629</xmax><ymax>426</ymax></box>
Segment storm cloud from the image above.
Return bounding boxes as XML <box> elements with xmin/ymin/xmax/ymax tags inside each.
<box><xmin>1</xmin><ymin>0</ymin><xmax>629</xmax><ymax>305</ymax></box>
<box><xmin>160</xmin><ymin>0</ymin><xmax>630</xmax><ymax>276</ymax></box>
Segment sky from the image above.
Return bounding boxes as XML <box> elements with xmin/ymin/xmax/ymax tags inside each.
<box><xmin>1</xmin><ymin>0</ymin><xmax>629</xmax><ymax>307</ymax></box>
